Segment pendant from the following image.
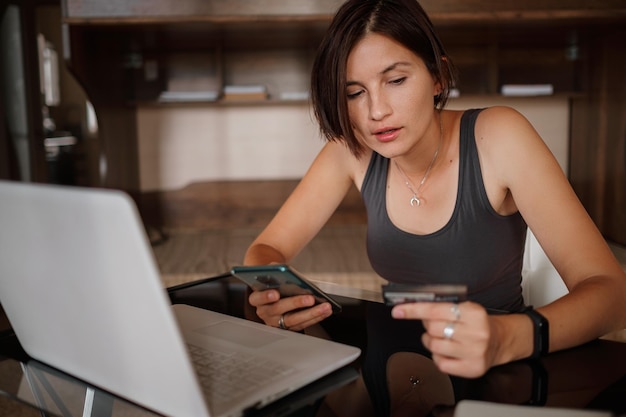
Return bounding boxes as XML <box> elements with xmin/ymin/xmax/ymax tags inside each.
<box><xmin>410</xmin><ymin>195</ymin><xmax>421</xmax><ymax>207</ymax></box>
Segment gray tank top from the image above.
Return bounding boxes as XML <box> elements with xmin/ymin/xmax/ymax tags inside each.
<box><xmin>361</xmin><ymin>109</ymin><xmax>527</xmax><ymax>311</ymax></box>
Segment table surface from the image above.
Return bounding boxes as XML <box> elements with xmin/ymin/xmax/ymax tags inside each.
<box><xmin>1</xmin><ymin>276</ymin><xmax>625</xmax><ymax>417</ymax></box>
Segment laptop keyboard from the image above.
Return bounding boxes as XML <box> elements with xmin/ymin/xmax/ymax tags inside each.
<box><xmin>187</xmin><ymin>343</ymin><xmax>295</xmax><ymax>404</ymax></box>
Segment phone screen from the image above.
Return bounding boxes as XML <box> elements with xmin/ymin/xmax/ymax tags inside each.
<box><xmin>231</xmin><ymin>265</ymin><xmax>342</xmax><ymax>313</ymax></box>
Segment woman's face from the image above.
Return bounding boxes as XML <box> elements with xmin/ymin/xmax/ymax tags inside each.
<box><xmin>345</xmin><ymin>32</ymin><xmax>439</xmax><ymax>158</ymax></box>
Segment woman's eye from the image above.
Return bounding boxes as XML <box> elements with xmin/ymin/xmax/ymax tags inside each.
<box><xmin>390</xmin><ymin>77</ymin><xmax>406</xmax><ymax>85</ymax></box>
<box><xmin>347</xmin><ymin>90</ymin><xmax>363</xmax><ymax>99</ymax></box>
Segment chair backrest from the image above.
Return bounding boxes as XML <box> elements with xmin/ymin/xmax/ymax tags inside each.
<box><xmin>521</xmin><ymin>230</ymin><xmax>568</xmax><ymax>307</ymax></box>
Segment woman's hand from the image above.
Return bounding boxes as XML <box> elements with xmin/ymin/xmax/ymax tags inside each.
<box><xmin>248</xmin><ymin>289</ymin><xmax>333</xmax><ymax>332</ymax></box>
<box><xmin>391</xmin><ymin>301</ymin><xmax>504</xmax><ymax>378</ymax></box>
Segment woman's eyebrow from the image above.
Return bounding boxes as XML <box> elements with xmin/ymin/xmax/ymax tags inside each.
<box><xmin>380</xmin><ymin>61</ymin><xmax>412</xmax><ymax>75</ymax></box>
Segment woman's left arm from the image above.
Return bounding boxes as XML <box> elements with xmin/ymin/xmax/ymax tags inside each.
<box><xmin>393</xmin><ymin>106</ymin><xmax>626</xmax><ymax>377</ymax></box>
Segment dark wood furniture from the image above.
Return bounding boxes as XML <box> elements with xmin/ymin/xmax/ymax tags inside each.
<box><xmin>57</xmin><ymin>0</ymin><xmax>626</xmax><ymax>243</ymax></box>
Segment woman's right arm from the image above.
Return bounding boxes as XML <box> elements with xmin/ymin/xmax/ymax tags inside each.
<box><xmin>243</xmin><ymin>141</ymin><xmax>362</xmax><ymax>329</ymax></box>
<box><xmin>244</xmin><ymin>140</ymin><xmax>359</xmax><ymax>265</ymax></box>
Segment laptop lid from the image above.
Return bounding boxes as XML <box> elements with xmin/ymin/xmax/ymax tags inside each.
<box><xmin>0</xmin><ymin>181</ymin><xmax>361</xmax><ymax>417</ymax></box>
<box><xmin>0</xmin><ymin>181</ymin><xmax>210</xmax><ymax>416</ymax></box>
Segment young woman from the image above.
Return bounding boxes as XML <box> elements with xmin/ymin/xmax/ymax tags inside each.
<box><xmin>242</xmin><ymin>0</ymin><xmax>626</xmax><ymax>413</ymax></box>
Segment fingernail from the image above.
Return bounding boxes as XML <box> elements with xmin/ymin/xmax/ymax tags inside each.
<box><xmin>267</xmin><ymin>291</ymin><xmax>278</xmax><ymax>301</ymax></box>
<box><xmin>392</xmin><ymin>307</ymin><xmax>405</xmax><ymax>319</ymax></box>
<box><xmin>321</xmin><ymin>303</ymin><xmax>332</xmax><ymax>315</ymax></box>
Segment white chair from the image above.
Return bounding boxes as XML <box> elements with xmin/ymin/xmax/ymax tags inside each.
<box><xmin>521</xmin><ymin>230</ymin><xmax>569</xmax><ymax>307</ymax></box>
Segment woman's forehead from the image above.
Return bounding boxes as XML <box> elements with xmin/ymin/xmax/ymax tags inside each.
<box><xmin>346</xmin><ymin>33</ymin><xmax>425</xmax><ymax>79</ymax></box>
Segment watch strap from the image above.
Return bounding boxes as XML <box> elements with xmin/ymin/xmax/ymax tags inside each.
<box><xmin>522</xmin><ymin>306</ymin><xmax>549</xmax><ymax>359</ymax></box>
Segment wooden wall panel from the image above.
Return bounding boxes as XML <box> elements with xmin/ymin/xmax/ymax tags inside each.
<box><xmin>570</xmin><ymin>27</ymin><xmax>626</xmax><ymax>244</ymax></box>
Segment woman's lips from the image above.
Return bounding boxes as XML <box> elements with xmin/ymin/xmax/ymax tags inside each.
<box><xmin>374</xmin><ymin>127</ymin><xmax>400</xmax><ymax>142</ymax></box>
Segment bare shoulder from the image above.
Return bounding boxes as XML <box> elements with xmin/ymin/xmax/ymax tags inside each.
<box><xmin>475</xmin><ymin>106</ymin><xmax>537</xmax><ymax>140</ymax></box>
<box><xmin>315</xmin><ymin>140</ymin><xmax>371</xmax><ymax>189</ymax></box>
<box><xmin>473</xmin><ymin>106</ymin><xmax>548</xmax><ymax>161</ymax></box>
<box><xmin>318</xmin><ymin>139</ymin><xmax>361</xmax><ymax>164</ymax></box>
<box><xmin>471</xmin><ymin>106</ymin><xmax>560</xmax><ymax>196</ymax></box>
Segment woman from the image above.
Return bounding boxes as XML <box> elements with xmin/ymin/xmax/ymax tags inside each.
<box><xmin>243</xmin><ymin>0</ymin><xmax>626</xmax><ymax>414</ymax></box>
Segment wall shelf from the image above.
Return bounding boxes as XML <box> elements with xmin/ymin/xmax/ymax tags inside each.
<box><xmin>60</xmin><ymin>0</ymin><xmax>626</xmax><ymax>244</ymax></box>
<box><xmin>63</xmin><ymin>15</ymin><xmax>604</xmax><ymax>107</ymax></box>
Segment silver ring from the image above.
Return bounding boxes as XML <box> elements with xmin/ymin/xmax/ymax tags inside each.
<box><xmin>451</xmin><ymin>304</ymin><xmax>461</xmax><ymax>321</ymax></box>
<box><xmin>443</xmin><ymin>322</ymin><xmax>455</xmax><ymax>340</ymax></box>
<box><xmin>278</xmin><ymin>314</ymin><xmax>287</xmax><ymax>330</ymax></box>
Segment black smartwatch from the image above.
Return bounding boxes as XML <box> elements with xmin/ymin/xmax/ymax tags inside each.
<box><xmin>522</xmin><ymin>306</ymin><xmax>549</xmax><ymax>359</ymax></box>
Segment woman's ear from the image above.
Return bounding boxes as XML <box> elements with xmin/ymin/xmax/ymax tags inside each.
<box><xmin>434</xmin><ymin>55</ymin><xmax>452</xmax><ymax>104</ymax></box>
<box><xmin>433</xmin><ymin>80</ymin><xmax>443</xmax><ymax>98</ymax></box>
<box><xmin>439</xmin><ymin>55</ymin><xmax>453</xmax><ymax>90</ymax></box>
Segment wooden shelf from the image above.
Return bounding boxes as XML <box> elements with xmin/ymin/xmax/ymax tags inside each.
<box><xmin>60</xmin><ymin>0</ymin><xmax>626</xmax><ymax>244</ymax></box>
<box><xmin>62</xmin><ymin>0</ymin><xmax>626</xmax><ymax>106</ymax></box>
<box><xmin>136</xmin><ymin>98</ymin><xmax>310</xmax><ymax>107</ymax></box>
<box><xmin>63</xmin><ymin>0</ymin><xmax>626</xmax><ymax>25</ymax></box>
<box><xmin>64</xmin><ymin>10</ymin><xmax>622</xmax><ymax>106</ymax></box>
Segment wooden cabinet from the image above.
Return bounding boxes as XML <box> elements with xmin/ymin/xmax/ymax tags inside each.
<box><xmin>62</xmin><ymin>0</ymin><xmax>626</xmax><ymax>105</ymax></box>
<box><xmin>67</xmin><ymin>23</ymin><xmax>591</xmax><ymax>105</ymax></box>
<box><xmin>65</xmin><ymin>22</ymin><xmax>328</xmax><ymax>105</ymax></box>
<box><xmin>61</xmin><ymin>0</ymin><xmax>626</xmax><ymax>243</ymax></box>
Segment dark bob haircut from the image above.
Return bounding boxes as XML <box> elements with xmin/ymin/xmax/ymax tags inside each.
<box><xmin>310</xmin><ymin>0</ymin><xmax>457</xmax><ymax>158</ymax></box>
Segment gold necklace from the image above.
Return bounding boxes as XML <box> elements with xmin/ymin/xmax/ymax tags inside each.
<box><xmin>394</xmin><ymin>115</ymin><xmax>443</xmax><ymax>207</ymax></box>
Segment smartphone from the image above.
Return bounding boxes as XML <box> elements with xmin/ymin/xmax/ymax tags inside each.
<box><xmin>382</xmin><ymin>283</ymin><xmax>468</xmax><ymax>306</ymax></box>
<box><xmin>230</xmin><ymin>265</ymin><xmax>342</xmax><ymax>314</ymax></box>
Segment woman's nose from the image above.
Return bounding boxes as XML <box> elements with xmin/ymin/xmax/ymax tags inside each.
<box><xmin>369</xmin><ymin>92</ymin><xmax>392</xmax><ymax>121</ymax></box>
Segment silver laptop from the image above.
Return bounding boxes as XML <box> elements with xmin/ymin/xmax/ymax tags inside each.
<box><xmin>0</xmin><ymin>180</ymin><xmax>361</xmax><ymax>417</ymax></box>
